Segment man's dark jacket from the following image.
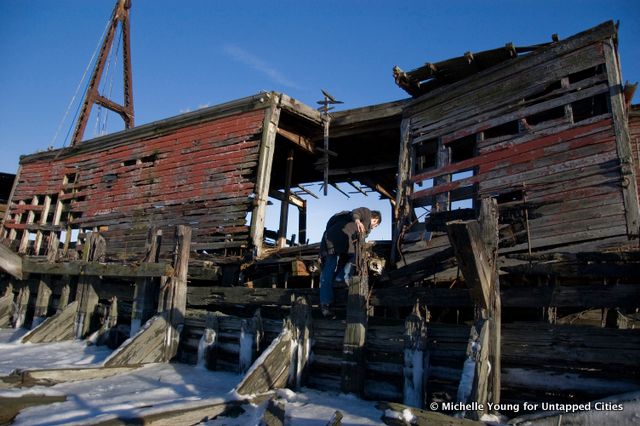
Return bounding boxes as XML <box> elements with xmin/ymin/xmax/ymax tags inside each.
<box><xmin>320</xmin><ymin>207</ymin><xmax>374</xmax><ymax>257</ymax></box>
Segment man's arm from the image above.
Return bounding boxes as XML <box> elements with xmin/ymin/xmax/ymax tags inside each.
<box><xmin>351</xmin><ymin>208</ymin><xmax>371</xmax><ymax>234</ymax></box>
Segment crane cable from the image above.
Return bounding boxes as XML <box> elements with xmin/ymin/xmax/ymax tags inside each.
<box><xmin>98</xmin><ymin>24</ymin><xmax>123</xmax><ymax>136</ymax></box>
<box><xmin>51</xmin><ymin>16</ymin><xmax>112</xmax><ymax>148</ymax></box>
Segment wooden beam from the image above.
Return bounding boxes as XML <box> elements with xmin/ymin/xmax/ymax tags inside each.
<box><xmin>276</xmin><ymin>127</ymin><xmax>315</xmax><ymax>154</ymax></box>
<box><xmin>269</xmin><ymin>189</ymin><xmax>305</xmax><ymax>209</ymax></box>
<box><xmin>392</xmin><ymin>117</ymin><xmax>414</xmax><ymax>265</ymax></box>
<box><xmin>328</xmin><ymin>162</ymin><xmax>397</xmax><ymax>177</ymax></box>
<box><xmin>603</xmin><ymin>39</ymin><xmax>640</xmax><ymax>237</ymax></box>
<box><xmin>446</xmin><ymin>220</ymin><xmax>492</xmax><ymax>310</ymax></box>
<box><xmin>22</xmin><ymin>258</ymin><xmax>173</xmax><ymax>277</ymax></box>
<box><xmin>447</xmin><ymin>198</ymin><xmax>501</xmax><ymax>418</ymax></box>
<box><xmin>186</xmin><ymin>282</ymin><xmax>640</xmax><ymax>310</ymax></box>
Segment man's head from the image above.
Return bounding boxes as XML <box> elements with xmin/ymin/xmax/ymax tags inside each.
<box><xmin>370</xmin><ymin>210</ymin><xmax>382</xmax><ymax>229</ymax></box>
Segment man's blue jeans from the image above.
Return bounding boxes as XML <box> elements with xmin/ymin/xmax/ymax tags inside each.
<box><xmin>320</xmin><ymin>254</ymin><xmax>354</xmax><ymax>306</ymax></box>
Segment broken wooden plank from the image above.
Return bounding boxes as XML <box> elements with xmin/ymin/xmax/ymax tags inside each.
<box><xmin>0</xmin><ymin>243</ymin><xmax>23</xmax><ymax>280</ymax></box>
<box><xmin>235</xmin><ymin>327</ymin><xmax>293</xmax><ymax>395</ymax></box>
<box><xmin>21</xmin><ymin>301</ymin><xmax>78</xmax><ymax>343</ymax></box>
<box><xmin>104</xmin><ymin>314</ymin><xmax>169</xmax><ymax>366</ymax></box>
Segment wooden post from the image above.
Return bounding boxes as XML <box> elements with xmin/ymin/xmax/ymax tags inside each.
<box><xmin>0</xmin><ymin>283</ymin><xmax>14</xmax><ymax>328</ymax></box>
<box><xmin>13</xmin><ymin>283</ymin><xmax>30</xmax><ymax>329</ymax></box>
<box><xmin>603</xmin><ymin>39</ymin><xmax>640</xmax><ymax>237</ymax></box>
<box><xmin>341</xmin><ymin>236</ymin><xmax>369</xmax><ymax>395</ymax></box>
<box><xmin>198</xmin><ymin>311</ymin><xmax>219</xmax><ymax>370</ymax></box>
<box><xmin>403</xmin><ymin>302</ymin><xmax>429</xmax><ymax>408</ymax></box>
<box><xmin>56</xmin><ymin>279</ymin><xmax>71</xmax><ymax>313</ymax></box>
<box><xmin>250</xmin><ymin>95</ymin><xmax>281</xmax><ymax>258</ymax></box>
<box><xmin>93</xmin><ymin>296</ymin><xmax>118</xmax><ymax>346</ymax></box>
<box><xmin>446</xmin><ymin>198</ymin><xmax>500</xmax><ymax>419</ymax></box>
<box><xmin>239</xmin><ymin>309</ymin><xmax>263</xmax><ymax>373</ymax></box>
<box><xmin>277</xmin><ymin>148</ymin><xmax>295</xmax><ymax>248</ymax></box>
<box><xmin>391</xmin><ymin>117</ymin><xmax>413</xmax><ymax>265</ymax></box>
<box><xmin>131</xmin><ymin>227</ymin><xmax>162</xmax><ymax>336</ymax></box>
<box><xmin>288</xmin><ymin>296</ymin><xmax>312</xmax><ymax>387</ymax></box>
<box><xmin>32</xmin><ymin>275</ymin><xmax>53</xmax><ymax>328</ymax></box>
<box><xmin>298</xmin><ymin>199</ymin><xmax>307</xmax><ymax>245</ymax></box>
<box><xmin>434</xmin><ymin>137</ymin><xmax>450</xmax><ymax>211</ymax></box>
<box><xmin>158</xmin><ymin>225</ymin><xmax>191</xmax><ymax>361</ymax></box>
<box><xmin>74</xmin><ymin>233</ymin><xmax>105</xmax><ymax>339</ymax></box>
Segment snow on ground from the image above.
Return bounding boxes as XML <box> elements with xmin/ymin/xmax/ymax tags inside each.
<box><xmin>0</xmin><ymin>328</ymin><xmax>384</xmax><ymax>425</ymax></box>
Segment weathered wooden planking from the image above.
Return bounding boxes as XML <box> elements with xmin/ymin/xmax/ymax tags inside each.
<box><xmin>4</xmin><ymin>104</ymin><xmax>266</xmax><ymax>260</ymax></box>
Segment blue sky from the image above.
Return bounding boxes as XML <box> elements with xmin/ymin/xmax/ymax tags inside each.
<box><xmin>1</xmin><ymin>0</ymin><xmax>639</xmax><ymax>241</ymax></box>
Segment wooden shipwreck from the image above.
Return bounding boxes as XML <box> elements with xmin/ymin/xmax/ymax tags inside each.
<box><xmin>1</xmin><ymin>19</ymin><xmax>639</xmax><ymax>421</ymax></box>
